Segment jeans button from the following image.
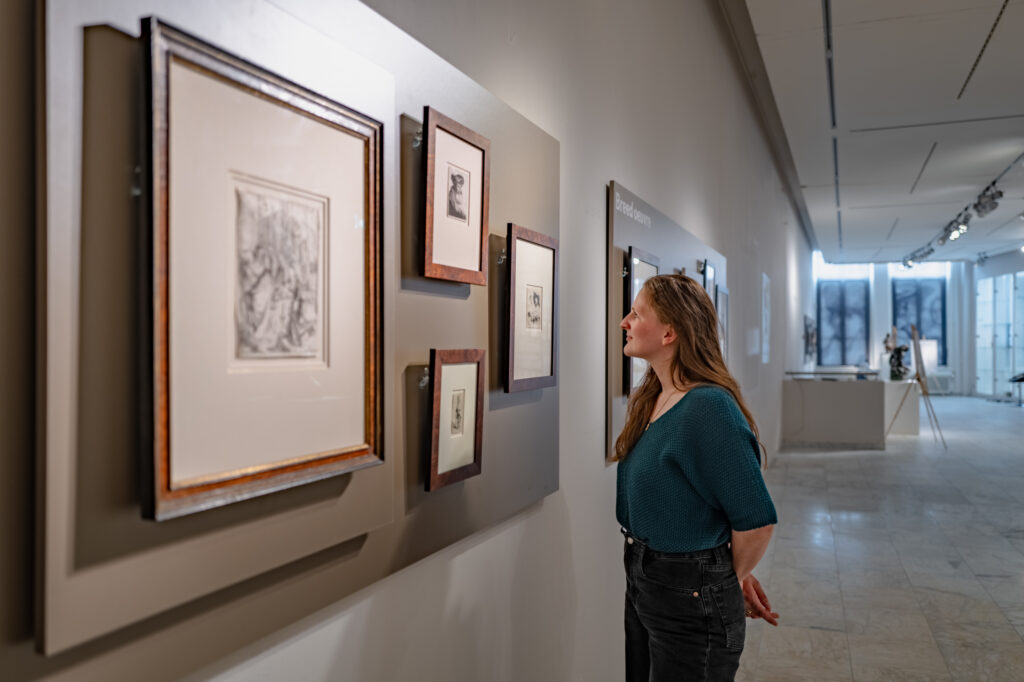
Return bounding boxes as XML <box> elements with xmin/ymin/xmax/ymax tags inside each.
<box><xmin>627</xmin><ymin>537</ymin><xmax>634</xmax><ymax>545</ymax></box>
<box><xmin>692</xmin><ymin>591</ymin><xmax>699</xmax><ymax>597</ymax></box>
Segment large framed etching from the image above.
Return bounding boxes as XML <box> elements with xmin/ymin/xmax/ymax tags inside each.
<box><xmin>428</xmin><ymin>349</ymin><xmax>486</xmax><ymax>491</ymax></box>
<box><xmin>423</xmin><ymin>106</ymin><xmax>491</xmax><ymax>285</ymax></box>
<box><xmin>142</xmin><ymin>19</ymin><xmax>383</xmax><ymax>519</ymax></box>
<box><xmin>623</xmin><ymin>246</ymin><xmax>660</xmax><ymax>392</ymax></box>
<box><xmin>506</xmin><ymin>223</ymin><xmax>558</xmax><ymax>392</ymax></box>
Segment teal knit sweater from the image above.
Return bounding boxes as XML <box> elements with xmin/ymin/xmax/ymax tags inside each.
<box><xmin>616</xmin><ymin>385</ymin><xmax>777</xmax><ymax>552</ymax></box>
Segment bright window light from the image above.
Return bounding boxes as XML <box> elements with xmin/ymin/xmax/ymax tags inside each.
<box><xmin>813</xmin><ymin>250</ymin><xmax>871</xmax><ymax>281</ymax></box>
<box><xmin>888</xmin><ymin>261</ymin><xmax>950</xmax><ymax>279</ymax></box>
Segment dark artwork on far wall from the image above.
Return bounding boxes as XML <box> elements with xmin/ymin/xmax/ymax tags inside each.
<box><xmin>624</xmin><ymin>246</ymin><xmax>659</xmax><ymax>392</ymax></box>
<box><xmin>804</xmin><ymin>314</ymin><xmax>817</xmax><ymax>364</ymax></box>
<box><xmin>701</xmin><ymin>258</ymin><xmax>716</xmax><ymax>302</ymax></box>
<box><xmin>716</xmin><ymin>284</ymin><xmax>729</xmax><ymax>363</ymax></box>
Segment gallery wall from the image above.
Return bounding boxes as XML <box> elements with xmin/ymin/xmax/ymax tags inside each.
<box><xmin>0</xmin><ymin>0</ymin><xmax>812</xmax><ymax>680</ymax></box>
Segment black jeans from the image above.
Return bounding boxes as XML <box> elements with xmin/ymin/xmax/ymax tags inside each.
<box><xmin>623</xmin><ymin>531</ymin><xmax>745</xmax><ymax>681</ymax></box>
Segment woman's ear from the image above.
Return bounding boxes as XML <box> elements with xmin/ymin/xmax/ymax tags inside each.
<box><xmin>661</xmin><ymin>326</ymin><xmax>677</xmax><ymax>346</ymax></box>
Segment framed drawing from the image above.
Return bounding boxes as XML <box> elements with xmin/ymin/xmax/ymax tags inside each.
<box><xmin>428</xmin><ymin>349</ymin><xmax>486</xmax><ymax>491</ymax></box>
<box><xmin>701</xmin><ymin>258</ymin><xmax>716</xmax><ymax>301</ymax></box>
<box><xmin>623</xmin><ymin>246</ymin><xmax>660</xmax><ymax>392</ymax></box>
<box><xmin>423</xmin><ymin>106</ymin><xmax>491</xmax><ymax>285</ymax></box>
<box><xmin>142</xmin><ymin>18</ymin><xmax>384</xmax><ymax>520</ymax></box>
<box><xmin>716</xmin><ymin>284</ymin><xmax>729</xmax><ymax>363</ymax></box>
<box><xmin>506</xmin><ymin>223</ymin><xmax>558</xmax><ymax>392</ymax></box>
<box><xmin>762</xmin><ymin>272</ymin><xmax>771</xmax><ymax>364</ymax></box>
<box><xmin>803</xmin><ymin>314</ymin><xmax>817</xmax><ymax>363</ymax></box>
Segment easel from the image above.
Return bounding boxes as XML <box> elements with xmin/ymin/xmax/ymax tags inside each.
<box><xmin>886</xmin><ymin>325</ymin><xmax>947</xmax><ymax>448</ymax></box>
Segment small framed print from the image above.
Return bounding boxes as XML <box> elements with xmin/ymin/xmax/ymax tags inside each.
<box><xmin>803</xmin><ymin>314</ymin><xmax>817</xmax><ymax>363</ymax></box>
<box><xmin>701</xmin><ymin>258</ymin><xmax>716</xmax><ymax>301</ymax></box>
<box><xmin>716</xmin><ymin>284</ymin><xmax>729</xmax><ymax>363</ymax></box>
<box><xmin>428</xmin><ymin>349</ymin><xmax>485</xmax><ymax>491</ymax></box>
<box><xmin>423</xmin><ymin>106</ymin><xmax>491</xmax><ymax>285</ymax></box>
<box><xmin>624</xmin><ymin>246</ymin><xmax>660</xmax><ymax>393</ymax></box>
<box><xmin>142</xmin><ymin>19</ymin><xmax>383</xmax><ymax>519</ymax></box>
<box><xmin>506</xmin><ymin>223</ymin><xmax>558</xmax><ymax>392</ymax></box>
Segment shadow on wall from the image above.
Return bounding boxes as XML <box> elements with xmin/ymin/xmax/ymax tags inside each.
<box><xmin>169</xmin><ymin>495</ymin><xmax>577</xmax><ymax>681</ymax></box>
<box><xmin>339</xmin><ymin>495</ymin><xmax>578</xmax><ymax>682</ymax></box>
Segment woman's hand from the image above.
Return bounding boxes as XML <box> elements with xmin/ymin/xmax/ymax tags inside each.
<box><xmin>740</xmin><ymin>575</ymin><xmax>779</xmax><ymax>626</ymax></box>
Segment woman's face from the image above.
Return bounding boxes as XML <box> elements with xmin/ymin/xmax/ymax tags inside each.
<box><xmin>621</xmin><ymin>289</ymin><xmax>673</xmax><ymax>360</ymax></box>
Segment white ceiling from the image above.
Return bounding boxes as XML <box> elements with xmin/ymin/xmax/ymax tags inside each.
<box><xmin>746</xmin><ymin>0</ymin><xmax>1024</xmax><ymax>263</ymax></box>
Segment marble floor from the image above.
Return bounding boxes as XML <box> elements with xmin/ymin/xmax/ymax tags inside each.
<box><xmin>738</xmin><ymin>396</ymin><xmax>1024</xmax><ymax>682</ymax></box>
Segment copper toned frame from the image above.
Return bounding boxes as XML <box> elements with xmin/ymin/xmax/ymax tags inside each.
<box><xmin>506</xmin><ymin>223</ymin><xmax>558</xmax><ymax>392</ymax></box>
<box><xmin>427</xmin><ymin>349</ymin><xmax>485</xmax><ymax>491</ymax></box>
<box><xmin>141</xmin><ymin>18</ymin><xmax>384</xmax><ymax>520</ymax></box>
<box><xmin>422</xmin><ymin>106</ymin><xmax>491</xmax><ymax>285</ymax></box>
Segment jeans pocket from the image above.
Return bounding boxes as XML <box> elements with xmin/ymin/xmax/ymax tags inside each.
<box><xmin>711</xmin><ymin>576</ymin><xmax>746</xmax><ymax>652</ymax></box>
<box><xmin>639</xmin><ymin>555</ymin><xmax>702</xmax><ymax>592</ymax></box>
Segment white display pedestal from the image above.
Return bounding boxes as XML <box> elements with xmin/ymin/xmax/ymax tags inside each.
<box><xmin>782</xmin><ymin>378</ymin><xmax>919</xmax><ymax>450</ymax></box>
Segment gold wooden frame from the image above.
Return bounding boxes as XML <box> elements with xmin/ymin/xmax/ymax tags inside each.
<box><xmin>422</xmin><ymin>106</ymin><xmax>491</xmax><ymax>285</ymax></box>
<box><xmin>142</xmin><ymin>18</ymin><xmax>384</xmax><ymax>519</ymax></box>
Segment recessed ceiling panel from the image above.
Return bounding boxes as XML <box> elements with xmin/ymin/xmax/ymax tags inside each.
<box><xmin>944</xmin><ymin>1</ymin><xmax>1024</xmax><ymax>107</ymax></box>
<box><xmin>746</xmin><ymin>0</ymin><xmax>1024</xmax><ymax>263</ymax></box>
<box><xmin>757</xmin><ymin>32</ymin><xmax>834</xmax><ymax>185</ymax></box>
<box><xmin>747</xmin><ymin>0</ymin><xmax>822</xmax><ymax>37</ymax></box>
<box><xmin>832</xmin><ymin>0</ymin><xmax>1007</xmax><ymax>26</ymax></box>
<box><xmin>834</xmin><ymin>9</ymin><xmax>1000</xmax><ymax>129</ymax></box>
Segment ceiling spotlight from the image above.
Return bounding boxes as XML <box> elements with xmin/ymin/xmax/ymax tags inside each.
<box><xmin>1021</xmin><ymin>245</ymin><xmax>1024</xmax><ymax>253</ymax></box>
<box><xmin>973</xmin><ymin>186</ymin><xmax>1002</xmax><ymax>217</ymax></box>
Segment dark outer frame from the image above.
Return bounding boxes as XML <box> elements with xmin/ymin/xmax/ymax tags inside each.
<box><xmin>141</xmin><ymin>17</ymin><xmax>384</xmax><ymax>520</ymax></box>
<box><xmin>422</xmin><ymin>105</ymin><xmax>491</xmax><ymax>285</ymax></box>
<box><xmin>505</xmin><ymin>223</ymin><xmax>559</xmax><ymax>392</ymax></box>
<box><xmin>427</xmin><ymin>348</ymin><xmax>486</xmax><ymax>491</ymax></box>
<box><xmin>716</xmin><ymin>284</ymin><xmax>730</xmax><ymax>362</ymax></box>
<box><xmin>702</xmin><ymin>257</ymin><xmax>716</xmax><ymax>299</ymax></box>
<box><xmin>622</xmin><ymin>245</ymin><xmax>660</xmax><ymax>393</ymax></box>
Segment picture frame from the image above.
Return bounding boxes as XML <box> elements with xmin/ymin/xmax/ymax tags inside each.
<box><xmin>142</xmin><ymin>18</ymin><xmax>384</xmax><ymax>520</ymax></box>
<box><xmin>701</xmin><ymin>258</ymin><xmax>716</xmax><ymax>301</ymax></box>
<box><xmin>428</xmin><ymin>349</ymin><xmax>486</xmax><ymax>491</ymax></box>
<box><xmin>716</xmin><ymin>284</ymin><xmax>730</xmax><ymax>362</ymax></box>
<box><xmin>506</xmin><ymin>223</ymin><xmax>559</xmax><ymax>392</ymax></box>
<box><xmin>803</xmin><ymin>314</ymin><xmax>817</xmax><ymax>363</ymax></box>
<box><xmin>623</xmin><ymin>246</ymin><xmax>660</xmax><ymax>392</ymax></box>
<box><xmin>423</xmin><ymin>106</ymin><xmax>491</xmax><ymax>285</ymax></box>
<box><xmin>762</xmin><ymin>272</ymin><xmax>772</xmax><ymax>364</ymax></box>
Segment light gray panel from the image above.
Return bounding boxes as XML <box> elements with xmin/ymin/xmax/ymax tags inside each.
<box><xmin>605</xmin><ymin>182</ymin><xmax>725</xmax><ymax>459</ymax></box>
<box><xmin>40</xmin><ymin>0</ymin><xmax>558</xmax><ymax>656</ymax></box>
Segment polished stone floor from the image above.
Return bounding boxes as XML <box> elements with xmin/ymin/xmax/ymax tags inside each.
<box><xmin>738</xmin><ymin>396</ymin><xmax>1024</xmax><ymax>682</ymax></box>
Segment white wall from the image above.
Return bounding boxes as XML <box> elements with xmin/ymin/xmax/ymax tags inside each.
<box><xmin>2</xmin><ymin>0</ymin><xmax>811</xmax><ymax>679</ymax></box>
<box><xmin>976</xmin><ymin>248</ymin><xmax>1024</xmax><ymax>280</ymax></box>
<box><xmin>189</xmin><ymin>0</ymin><xmax>808</xmax><ymax>680</ymax></box>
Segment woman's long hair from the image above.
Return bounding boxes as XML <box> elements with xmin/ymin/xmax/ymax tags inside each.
<box><xmin>613</xmin><ymin>274</ymin><xmax>764</xmax><ymax>465</ymax></box>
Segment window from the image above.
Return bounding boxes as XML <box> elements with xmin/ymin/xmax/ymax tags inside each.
<box><xmin>892</xmin><ymin>278</ymin><xmax>946</xmax><ymax>366</ymax></box>
<box><xmin>817</xmin><ymin>279</ymin><xmax>869</xmax><ymax>365</ymax></box>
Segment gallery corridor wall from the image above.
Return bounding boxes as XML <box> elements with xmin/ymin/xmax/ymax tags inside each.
<box><xmin>0</xmin><ymin>0</ymin><xmax>813</xmax><ymax>679</ymax></box>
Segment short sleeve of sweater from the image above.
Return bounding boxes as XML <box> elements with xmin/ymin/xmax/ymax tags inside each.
<box><xmin>684</xmin><ymin>387</ymin><xmax>777</xmax><ymax>531</ymax></box>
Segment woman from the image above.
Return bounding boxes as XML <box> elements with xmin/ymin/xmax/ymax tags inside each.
<box><xmin>616</xmin><ymin>274</ymin><xmax>778</xmax><ymax>681</ymax></box>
